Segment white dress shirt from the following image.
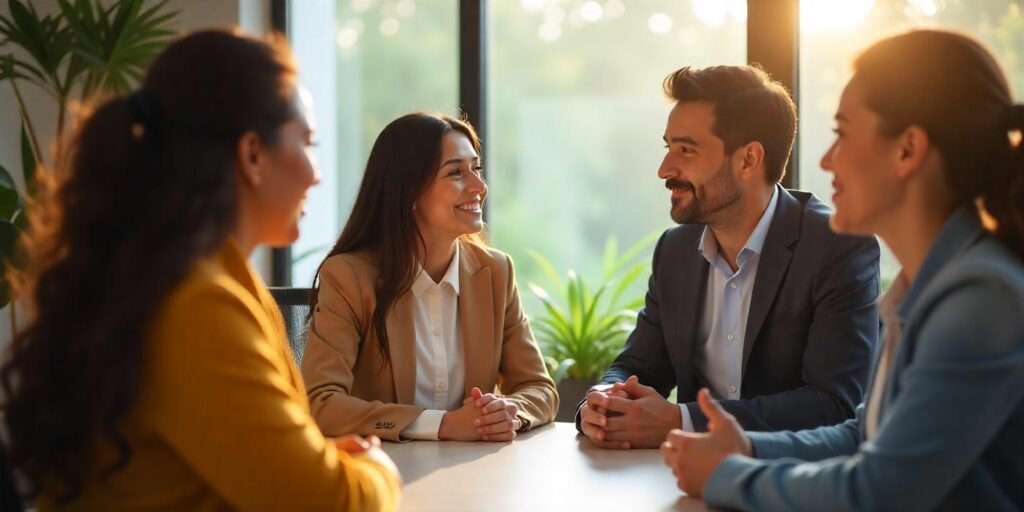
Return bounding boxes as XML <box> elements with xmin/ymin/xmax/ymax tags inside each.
<box><xmin>679</xmin><ymin>187</ymin><xmax>778</xmax><ymax>431</ymax></box>
<box><xmin>400</xmin><ymin>245</ymin><xmax>466</xmax><ymax>440</ymax></box>
<box><xmin>866</xmin><ymin>270</ymin><xmax>908</xmax><ymax>439</ymax></box>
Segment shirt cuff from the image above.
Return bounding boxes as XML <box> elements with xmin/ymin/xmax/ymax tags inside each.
<box><xmin>400</xmin><ymin>409</ymin><xmax>446</xmax><ymax>440</ymax></box>
<box><xmin>678</xmin><ymin>404</ymin><xmax>695</xmax><ymax>432</ymax></box>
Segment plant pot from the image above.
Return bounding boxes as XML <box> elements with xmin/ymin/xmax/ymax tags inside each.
<box><xmin>555</xmin><ymin>377</ymin><xmax>596</xmax><ymax>422</ymax></box>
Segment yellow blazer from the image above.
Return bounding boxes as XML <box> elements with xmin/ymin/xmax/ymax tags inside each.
<box><xmin>302</xmin><ymin>240</ymin><xmax>558</xmax><ymax>441</ymax></box>
<box><xmin>43</xmin><ymin>241</ymin><xmax>400</xmax><ymax>512</ymax></box>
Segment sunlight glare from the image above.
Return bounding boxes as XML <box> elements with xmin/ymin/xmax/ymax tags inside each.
<box><xmin>800</xmin><ymin>0</ymin><xmax>874</xmax><ymax>33</ymax></box>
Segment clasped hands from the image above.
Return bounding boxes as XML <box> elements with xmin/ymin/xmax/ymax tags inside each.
<box><xmin>438</xmin><ymin>386</ymin><xmax>522</xmax><ymax>442</ymax></box>
<box><xmin>581</xmin><ymin>376</ymin><xmax>754</xmax><ymax>498</ymax></box>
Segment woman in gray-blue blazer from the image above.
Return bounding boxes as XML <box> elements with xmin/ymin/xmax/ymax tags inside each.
<box><xmin>660</xmin><ymin>29</ymin><xmax>1024</xmax><ymax>512</ymax></box>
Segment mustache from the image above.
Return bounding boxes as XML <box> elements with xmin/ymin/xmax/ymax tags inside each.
<box><xmin>665</xmin><ymin>179</ymin><xmax>694</xmax><ymax>192</ymax></box>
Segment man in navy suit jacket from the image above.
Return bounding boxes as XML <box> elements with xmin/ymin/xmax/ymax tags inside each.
<box><xmin>576</xmin><ymin>65</ymin><xmax>880</xmax><ymax>449</ymax></box>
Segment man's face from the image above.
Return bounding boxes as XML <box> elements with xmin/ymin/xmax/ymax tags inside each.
<box><xmin>658</xmin><ymin>101</ymin><xmax>742</xmax><ymax>224</ymax></box>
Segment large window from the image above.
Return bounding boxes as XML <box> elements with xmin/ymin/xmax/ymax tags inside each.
<box><xmin>288</xmin><ymin>0</ymin><xmax>458</xmax><ymax>288</ymax></box>
<box><xmin>798</xmin><ymin>0</ymin><xmax>1024</xmax><ymax>282</ymax></box>
<box><xmin>288</xmin><ymin>0</ymin><xmax>745</xmax><ymax>321</ymax></box>
<box><xmin>488</xmin><ymin>0</ymin><xmax>745</xmax><ymax>314</ymax></box>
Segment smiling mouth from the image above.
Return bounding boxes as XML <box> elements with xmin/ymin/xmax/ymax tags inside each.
<box><xmin>456</xmin><ymin>200</ymin><xmax>482</xmax><ymax>213</ymax></box>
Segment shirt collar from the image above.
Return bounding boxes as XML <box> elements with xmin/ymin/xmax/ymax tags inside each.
<box><xmin>698</xmin><ymin>185</ymin><xmax>779</xmax><ymax>265</ymax></box>
<box><xmin>411</xmin><ymin>243</ymin><xmax>461</xmax><ymax>297</ymax></box>
<box><xmin>897</xmin><ymin>205</ymin><xmax>983</xmax><ymax>320</ymax></box>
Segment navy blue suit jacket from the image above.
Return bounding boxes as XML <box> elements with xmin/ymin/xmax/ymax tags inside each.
<box><xmin>577</xmin><ymin>187</ymin><xmax>880</xmax><ymax>432</ymax></box>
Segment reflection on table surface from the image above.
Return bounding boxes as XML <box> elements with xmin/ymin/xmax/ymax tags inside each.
<box><xmin>381</xmin><ymin>422</ymin><xmax>707</xmax><ymax>512</ymax></box>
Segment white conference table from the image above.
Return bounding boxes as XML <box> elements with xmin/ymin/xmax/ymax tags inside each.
<box><xmin>381</xmin><ymin>422</ymin><xmax>708</xmax><ymax>511</ymax></box>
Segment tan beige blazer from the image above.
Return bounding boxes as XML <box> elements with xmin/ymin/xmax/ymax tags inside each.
<box><xmin>302</xmin><ymin>240</ymin><xmax>558</xmax><ymax>442</ymax></box>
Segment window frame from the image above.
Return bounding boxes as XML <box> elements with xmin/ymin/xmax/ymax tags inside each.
<box><xmin>270</xmin><ymin>0</ymin><xmax>799</xmax><ymax>284</ymax></box>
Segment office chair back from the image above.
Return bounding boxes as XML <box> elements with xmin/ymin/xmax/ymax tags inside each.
<box><xmin>269</xmin><ymin>287</ymin><xmax>312</xmax><ymax>366</ymax></box>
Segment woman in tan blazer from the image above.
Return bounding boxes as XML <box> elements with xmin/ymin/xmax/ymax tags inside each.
<box><xmin>302</xmin><ymin>113</ymin><xmax>557</xmax><ymax>442</ymax></box>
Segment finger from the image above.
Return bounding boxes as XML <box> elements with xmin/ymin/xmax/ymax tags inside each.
<box><xmin>623</xmin><ymin>375</ymin><xmax>659</xmax><ymax>398</ymax></box>
<box><xmin>608</xmin><ymin>389</ymin><xmax>630</xmax><ymax>399</ymax></box>
<box><xmin>604</xmin><ymin>395</ymin><xmax>635</xmax><ymax>414</ymax></box>
<box><xmin>335</xmin><ymin>435</ymin><xmax>370</xmax><ymax>453</ymax></box>
<box><xmin>580</xmin><ymin>403</ymin><xmax>608</xmax><ymax>428</ymax></box>
<box><xmin>590</xmin><ymin>437</ymin><xmax>631</xmax><ymax>450</ymax></box>
<box><xmin>665</xmin><ymin>429</ymin><xmax>686</xmax><ymax>445</ymax></box>
<box><xmin>697</xmin><ymin>388</ymin><xmax>734</xmax><ymax>430</ymax></box>
<box><xmin>586</xmin><ymin>390</ymin><xmax>609</xmax><ymax>409</ymax></box>
<box><xmin>602</xmin><ymin>414</ymin><xmax>630</xmax><ymax>432</ymax></box>
<box><xmin>471</xmin><ymin>386</ymin><xmax>484</xmax><ymax>401</ymax></box>
<box><xmin>475</xmin><ymin>393</ymin><xmax>497</xmax><ymax>408</ymax></box>
<box><xmin>478</xmin><ymin>419</ymin><xmax>514</xmax><ymax>435</ymax></box>
<box><xmin>481</xmin><ymin>430</ymin><xmax>516</xmax><ymax>442</ymax></box>
<box><xmin>479</xmin><ymin>398</ymin><xmax>507</xmax><ymax>415</ymax></box>
<box><xmin>476</xmin><ymin>408</ymin><xmax>513</xmax><ymax>427</ymax></box>
<box><xmin>602</xmin><ymin>429</ymin><xmax>635</xmax><ymax>443</ymax></box>
<box><xmin>366</xmin><ymin>435</ymin><xmax>382</xmax><ymax>448</ymax></box>
<box><xmin>580</xmin><ymin>420</ymin><xmax>607</xmax><ymax>442</ymax></box>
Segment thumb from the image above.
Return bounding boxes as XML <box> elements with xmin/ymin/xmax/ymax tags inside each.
<box><xmin>471</xmin><ymin>386</ymin><xmax>484</xmax><ymax>401</ymax></box>
<box><xmin>622</xmin><ymin>375</ymin><xmax>656</xmax><ymax>397</ymax></box>
<box><xmin>697</xmin><ymin>388</ymin><xmax>732</xmax><ymax>430</ymax></box>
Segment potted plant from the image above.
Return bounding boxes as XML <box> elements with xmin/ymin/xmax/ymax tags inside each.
<box><xmin>528</xmin><ymin>231</ymin><xmax>659</xmax><ymax>422</ymax></box>
<box><xmin>0</xmin><ymin>0</ymin><xmax>178</xmax><ymax>333</ymax></box>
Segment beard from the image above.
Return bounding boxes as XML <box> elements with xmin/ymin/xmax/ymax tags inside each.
<box><xmin>666</xmin><ymin>160</ymin><xmax>742</xmax><ymax>224</ymax></box>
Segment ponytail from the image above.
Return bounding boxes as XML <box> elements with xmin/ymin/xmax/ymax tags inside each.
<box><xmin>982</xmin><ymin>103</ymin><xmax>1024</xmax><ymax>257</ymax></box>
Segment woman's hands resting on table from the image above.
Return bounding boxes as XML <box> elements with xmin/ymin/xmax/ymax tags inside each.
<box><xmin>334</xmin><ymin>434</ymin><xmax>401</xmax><ymax>479</ymax></box>
<box><xmin>438</xmin><ymin>387</ymin><xmax>522</xmax><ymax>442</ymax></box>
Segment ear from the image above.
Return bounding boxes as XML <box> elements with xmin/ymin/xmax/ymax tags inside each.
<box><xmin>236</xmin><ymin>131</ymin><xmax>265</xmax><ymax>187</ymax></box>
<box><xmin>894</xmin><ymin>126</ymin><xmax>930</xmax><ymax>179</ymax></box>
<box><xmin>735</xmin><ymin>141</ymin><xmax>766</xmax><ymax>181</ymax></box>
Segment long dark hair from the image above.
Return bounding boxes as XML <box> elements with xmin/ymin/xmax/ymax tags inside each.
<box><xmin>310</xmin><ymin>113</ymin><xmax>482</xmax><ymax>367</ymax></box>
<box><xmin>854</xmin><ymin>29</ymin><xmax>1024</xmax><ymax>258</ymax></box>
<box><xmin>1</xmin><ymin>30</ymin><xmax>297</xmax><ymax>502</ymax></box>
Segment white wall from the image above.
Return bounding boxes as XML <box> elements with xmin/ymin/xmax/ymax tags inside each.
<box><xmin>0</xmin><ymin>0</ymin><xmax>273</xmax><ymax>350</ymax></box>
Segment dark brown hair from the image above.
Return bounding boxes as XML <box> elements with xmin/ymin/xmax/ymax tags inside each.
<box><xmin>853</xmin><ymin>29</ymin><xmax>1024</xmax><ymax>257</ymax></box>
<box><xmin>310</xmin><ymin>113</ymin><xmax>482</xmax><ymax>367</ymax></box>
<box><xmin>663</xmin><ymin>65</ymin><xmax>797</xmax><ymax>184</ymax></box>
<box><xmin>1</xmin><ymin>30</ymin><xmax>297</xmax><ymax>502</ymax></box>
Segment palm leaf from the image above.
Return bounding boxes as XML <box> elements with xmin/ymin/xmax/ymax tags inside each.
<box><xmin>20</xmin><ymin>121</ymin><xmax>36</xmax><ymax>192</ymax></box>
<box><xmin>527</xmin><ymin>249</ymin><xmax>566</xmax><ymax>294</ymax></box>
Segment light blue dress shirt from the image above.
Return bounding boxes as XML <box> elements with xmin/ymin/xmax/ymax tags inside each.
<box><xmin>680</xmin><ymin>187</ymin><xmax>778</xmax><ymax>431</ymax></box>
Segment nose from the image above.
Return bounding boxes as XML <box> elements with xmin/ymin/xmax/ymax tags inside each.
<box><xmin>468</xmin><ymin>167</ymin><xmax>487</xmax><ymax>198</ymax></box>
<box><xmin>658</xmin><ymin>151</ymin><xmax>680</xmax><ymax>180</ymax></box>
<box><xmin>820</xmin><ymin>142</ymin><xmax>836</xmax><ymax>174</ymax></box>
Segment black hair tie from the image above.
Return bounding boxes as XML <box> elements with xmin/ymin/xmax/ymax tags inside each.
<box><xmin>1006</xmin><ymin>103</ymin><xmax>1024</xmax><ymax>131</ymax></box>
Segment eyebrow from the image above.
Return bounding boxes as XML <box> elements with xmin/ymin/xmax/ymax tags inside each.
<box><xmin>663</xmin><ymin>135</ymin><xmax>701</xmax><ymax>147</ymax></box>
<box><xmin>441</xmin><ymin>156</ymin><xmax>480</xmax><ymax>167</ymax></box>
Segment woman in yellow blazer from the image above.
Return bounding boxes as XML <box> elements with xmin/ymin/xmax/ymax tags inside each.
<box><xmin>303</xmin><ymin>113</ymin><xmax>558</xmax><ymax>442</ymax></box>
<box><xmin>1</xmin><ymin>31</ymin><xmax>399</xmax><ymax>511</ymax></box>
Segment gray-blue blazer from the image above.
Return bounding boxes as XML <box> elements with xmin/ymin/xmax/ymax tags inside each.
<box><xmin>704</xmin><ymin>206</ymin><xmax>1024</xmax><ymax>511</ymax></box>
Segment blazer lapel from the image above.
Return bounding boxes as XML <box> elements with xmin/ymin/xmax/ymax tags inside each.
<box><xmin>386</xmin><ymin>293</ymin><xmax>417</xmax><ymax>405</ymax></box>
<box><xmin>458</xmin><ymin>243</ymin><xmax>494</xmax><ymax>395</ymax></box>
<box><xmin>678</xmin><ymin>233</ymin><xmax>711</xmax><ymax>388</ymax></box>
<box><xmin>742</xmin><ymin>187</ymin><xmax>799</xmax><ymax>374</ymax></box>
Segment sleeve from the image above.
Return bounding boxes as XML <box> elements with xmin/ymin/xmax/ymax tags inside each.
<box><xmin>145</xmin><ymin>284</ymin><xmax>401</xmax><ymax>512</ymax></box>
<box><xmin>702</xmin><ymin>272</ymin><xmax>1024</xmax><ymax>512</ymax></box>
<box><xmin>301</xmin><ymin>258</ymin><xmax>424</xmax><ymax>442</ymax></box>
<box><xmin>497</xmin><ymin>253</ymin><xmax>559</xmax><ymax>430</ymax></box>
<box><xmin>574</xmin><ymin>230</ymin><xmax>676</xmax><ymax>432</ymax></box>
<box><xmin>746</xmin><ymin>404</ymin><xmax>864</xmax><ymax>461</ymax></box>
<box><xmin>687</xmin><ymin>233</ymin><xmax>880</xmax><ymax>431</ymax></box>
<box><xmin>400</xmin><ymin>409</ymin><xmax>445</xmax><ymax>440</ymax></box>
